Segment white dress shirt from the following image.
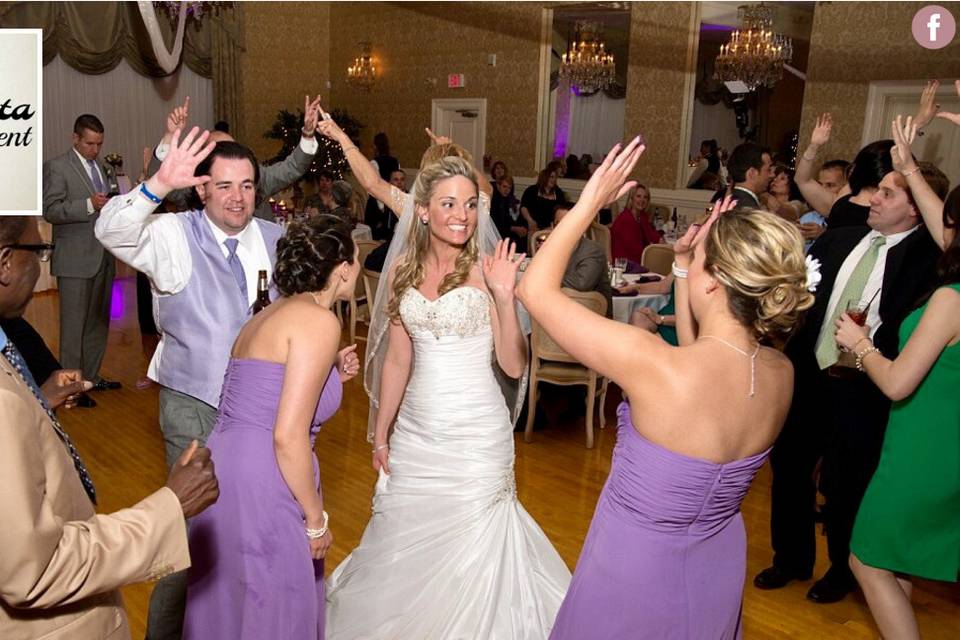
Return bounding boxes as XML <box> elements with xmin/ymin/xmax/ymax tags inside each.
<box><xmin>817</xmin><ymin>225</ymin><xmax>919</xmax><ymax>345</ymax></box>
<box><xmin>74</xmin><ymin>148</ymin><xmax>105</xmax><ymax>215</ymax></box>
<box><xmin>154</xmin><ymin>136</ymin><xmax>318</xmax><ymax>162</ymax></box>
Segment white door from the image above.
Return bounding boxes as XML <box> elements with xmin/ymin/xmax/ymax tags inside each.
<box><xmin>430</xmin><ymin>98</ymin><xmax>487</xmax><ymax>166</ymax></box>
<box><xmin>863</xmin><ymin>80</ymin><xmax>960</xmax><ymax>189</ymax></box>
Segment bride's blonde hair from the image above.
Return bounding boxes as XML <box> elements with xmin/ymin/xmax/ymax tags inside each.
<box><xmin>388</xmin><ymin>156</ymin><xmax>480</xmax><ymax>321</ymax></box>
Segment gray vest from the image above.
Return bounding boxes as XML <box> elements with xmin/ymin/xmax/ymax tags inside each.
<box><xmin>155</xmin><ymin>210</ymin><xmax>282</xmax><ymax>407</ymax></box>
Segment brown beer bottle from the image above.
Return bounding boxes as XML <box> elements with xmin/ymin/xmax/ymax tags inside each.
<box><xmin>252</xmin><ymin>270</ymin><xmax>271</xmax><ymax>314</ymax></box>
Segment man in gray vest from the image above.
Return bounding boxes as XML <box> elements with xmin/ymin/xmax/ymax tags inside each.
<box><xmin>95</xmin><ymin>119</ymin><xmax>307</xmax><ymax>638</ymax></box>
<box><xmin>42</xmin><ymin>114</ymin><xmax>121</xmax><ymax>403</ymax></box>
<box><xmin>150</xmin><ymin>95</ymin><xmax>322</xmax><ymax>219</ymax></box>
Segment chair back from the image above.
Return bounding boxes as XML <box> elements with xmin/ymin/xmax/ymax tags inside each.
<box><xmin>529</xmin><ymin>229</ymin><xmax>551</xmax><ymax>257</ymax></box>
<box><xmin>641</xmin><ymin>243</ymin><xmax>674</xmax><ymax>276</ymax></box>
<box><xmin>354</xmin><ymin>240</ymin><xmax>381</xmax><ymax>298</ymax></box>
<box><xmin>531</xmin><ymin>288</ymin><xmax>607</xmax><ymax>365</ymax></box>
<box><xmin>363</xmin><ymin>268</ymin><xmax>381</xmax><ymax>311</ymax></box>
<box><xmin>586</xmin><ymin>222</ymin><xmax>611</xmax><ymax>263</ymax></box>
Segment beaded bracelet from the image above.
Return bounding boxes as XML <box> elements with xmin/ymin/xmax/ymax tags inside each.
<box><xmin>372</xmin><ymin>443</ymin><xmax>388</xmax><ymax>454</ymax></box>
<box><xmin>305</xmin><ymin>510</ymin><xmax>329</xmax><ymax>539</ymax></box>
<box><xmin>671</xmin><ymin>261</ymin><xmax>688</xmax><ymax>279</ymax></box>
<box><xmin>855</xmin><ymin>346</ymin><xmax>880</xmax><ymax>371</ymax></box>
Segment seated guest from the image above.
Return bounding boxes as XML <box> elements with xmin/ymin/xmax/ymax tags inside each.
<box><xmin>686</xmin><ymin>138</ymin><xmax>721</xmax><ymax>188</ymax></box>
<box><xmin>330</xmin><ymin>180</ymin><xmax>355</xmax><ymax>227</ymax></box>
<box><xmin>490</xmin><ymin>160</ymin><xmax>508</xmax><ymax>183</ymax></box>
<box><xmin>491</xmin><ymin>175</ymin><xmax>531</xmax><ymax>253</ymax></box>
<box><xmin>761</xmin><ymin>164</ymin><xmax>807</xmax><ymax>223</ymax></box>
<box><xmin>522</xmin><ymin>161</ymin><xmax>566</xmax><ymax>232</ymax></box>
<box><xmin>552</xmin><ymin>203</ymin><xmax>612</xmax><ymax>317</ymax></box>
<box><xmin>610</xmin><ymin>184</ymin><xmax>662</xmax><ymax>265</ymax></box>
<box><xmin>365</xmin><ymin>169</ymin><xmax>405</xmax><ymax>241</ymax></box>
<box><xmin>364</xmin><ymin>241</ymin><xmax>389</xmax><ymax>273</ymax></box>
<box><xmin>620</xmin><ymin>274</ymin><xmax>678</xmax><ymax>346</ymax></box>
<box><xmin>711</xmin><ymin>142</ymin><xmax>772</xmax><ymax>209</ymax></box>
<box><xmin>303</xmin><ymin>169</ymin><xmax>336</xmax><ymax>214</ymax></box>
<box><xmin>0</xmin><ymin>215</ymin><xmax>219</xmax><ymax>640</ymax></box>
<box><xmin>796</xmin><ymin>113</ymin><xmax>893</xmax><ymax>230</ymax></box>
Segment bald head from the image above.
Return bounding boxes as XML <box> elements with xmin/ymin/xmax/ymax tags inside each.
<box><xmin>208</xmin><ymin>130</ymin><xmax>234</xmax><ymax>144</ymax></box>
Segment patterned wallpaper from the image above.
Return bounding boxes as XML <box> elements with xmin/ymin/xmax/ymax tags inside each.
<box><xmin>623</xmin><ymin>3</ymin><xmax>696</xmax><ymax>188</ymax></box>
<box><xmin>237</xmin><ymin>2</ymin><xmax>702</xmax><ymax>187</ymax></box>
<box><xmin>327</xmin><ymin>1</ymin><xmax>544</xmax><ymax>176</ymax></box>
<box><xmin>799</xmin><ymin>1</ymin><xmax>960</xmax><ymax>162</ymax></box>
<box><xmin>242</xmin><ymin>2</ymin><xmax>331</xmax><ymax>163</ymax></box>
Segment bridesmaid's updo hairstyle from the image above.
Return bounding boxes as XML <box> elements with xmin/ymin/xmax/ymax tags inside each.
<box><xmin>703</xmin><ymin>208</ymin><xmax>814</xmax><ymax>344</ymax></box>
<box><xmin>274</xmin><ymin>214</ymin><xmax>355</xmax><ymax>296</ymax></box>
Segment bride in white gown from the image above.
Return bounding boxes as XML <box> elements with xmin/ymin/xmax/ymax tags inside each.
<box><xmin>326</xmin><ymin>156</ymin><xmax>571</xmax><ymax>639</ymax></box>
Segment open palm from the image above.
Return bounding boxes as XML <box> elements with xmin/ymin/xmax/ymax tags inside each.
<box><xmin>154</xmin><ymin>126</ymin><xmax>216</xmax><ymax>192</ymax></box>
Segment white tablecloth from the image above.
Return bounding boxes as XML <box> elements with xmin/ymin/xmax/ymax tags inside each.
<box><xmin>516</xmin><ymin>292</ymin><xmax>669</xmax><ymax>334</ymax></box>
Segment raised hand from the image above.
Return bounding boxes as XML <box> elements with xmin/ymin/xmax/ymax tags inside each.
<box><xmin>425</xmin><ymin>127</ymin><xmax>453</xmax><ymax>146</ymax></box>
<box><xmin>166</xmin><ymin>96</ymin><xmax>190</xmax><ymax>137</ymax></box>
<box><xmin>674</xmin><ymin>194</ymin><xmax>737</xmax><ymax>269</ymax></box>
<box><xmin>317</xmin><ymin>117</ymin><xmax>350</xmax><ymax>145</ymax></box>
<box><xmin>914</xmin><ymin>80</ymin><xmax>940</xmax><ymax>128</ymax></box>
<box><xmin>890</xmin><ymin>115</ymin><xmax>919</xmax><ymax>174</ymax></box>
<box><xmin>150</xmin><ymin>126</ymin><xmax>216</xmax><ymax>196</ymax></box>
<box><xmin>337</xmin><ymin>343</ymin><xmax>360</xmax><ymax>382</ymax></box>
<box><xmin>935</xmin><ymin>80</ymin><xmax>960</xmax><ymax>126</ymax></box>
<box><xmin>482</xmin><ymin>239</ymin><xmax>524</xmax><ymax>303</ymax></box>
<box><xmin>810</xmin><ymin>113</ymin><xmax>832</xmax><ymax>147</ymax></box>
<box><xmin>578</xmin><ymin>136</ymin><xmax>646</xmax><ymax>209</ymax></box>
<box><xmin>302</xmin><ymin>94</ymin><xmax>323</xmax><ymax>137</ymax></box>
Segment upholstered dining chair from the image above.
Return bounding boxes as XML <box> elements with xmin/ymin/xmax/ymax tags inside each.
<box><xmin>641</xmin><ymin>243</ymin><xmax>674</xmax><ymax>276</ymax></box>
<box><xmin>526</xmin><ymin>288</ymin><xmax>609</xmax><ymax>449</ymax></box>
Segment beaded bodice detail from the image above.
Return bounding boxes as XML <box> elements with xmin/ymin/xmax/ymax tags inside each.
<box><xmin>400</xmin><ymin>286</ymin><xmax>492</xmax><ymax>339</ymax></box>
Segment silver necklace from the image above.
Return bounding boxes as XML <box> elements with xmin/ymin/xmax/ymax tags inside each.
<box><xmin>698</xmin><ymin>335</ymin><xmax>761</xmax><ymax>398</ymax></box>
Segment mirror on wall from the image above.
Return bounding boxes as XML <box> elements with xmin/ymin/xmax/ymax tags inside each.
<box><xmin>542</xmin><ymin>2</ymin><xmax>631</xmax><ymax>179</ymax></box>
<box><xmin>684</xmin><ymin>1</ymin><xmax>813</xmax><ymax>189</ymax></box>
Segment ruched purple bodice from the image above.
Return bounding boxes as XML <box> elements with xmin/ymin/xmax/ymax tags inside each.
<box><xmin>184</xmin><ymin>358</ymin><xmax>342</xmax><ymax>640</ymax></box>
<box><xmin>550</xmin><ymin>401</ymin><xmax>770</xmax><ymax>640</ymax></box>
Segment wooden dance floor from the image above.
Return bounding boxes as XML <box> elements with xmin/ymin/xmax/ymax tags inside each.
<box><xmin>25</xmin><ymin>277</ymin><xmax>960</xmax><ymax>638</ymax></box>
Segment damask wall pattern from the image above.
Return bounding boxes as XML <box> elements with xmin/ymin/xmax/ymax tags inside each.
<box><xmin>799</xmin><ymin>1</ymin><xmax>960</xmax><ymax>162</ymax></box>
<box><xmin>623</xmin><ymin>3</ymin><xmax>696</xmax><ymax>188</ymax></box>
<box><xmin>327</xmin><ymin>1</ymin><xmax>544</xmax><ymax>176</ymax></box>
<box><xmin>242</xmin><ymin>2</ymin><xmax>331</xmax><ymax>162</ymax></box>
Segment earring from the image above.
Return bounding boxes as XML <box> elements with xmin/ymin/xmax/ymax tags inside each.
<box><xmin>420</xmin><ymin>217</ymin><xmax>428</xmax><ymax>224</ymax></box>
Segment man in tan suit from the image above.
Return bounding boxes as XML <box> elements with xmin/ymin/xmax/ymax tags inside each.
<box><xmin>0</xmin><ymin>216</ymin><xmax>220</xmax><ymax>639</ymax></box>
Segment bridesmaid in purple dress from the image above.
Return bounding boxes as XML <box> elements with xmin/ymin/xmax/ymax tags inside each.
<box><xmin>183</xmin><ymin>215</ymin><xmax>362</xmax><ymax>640</ymax></box>
<box><xmin>519</xmin><ymin>139</ymin><xmax>815</xmax><ymax>638</ymax></box>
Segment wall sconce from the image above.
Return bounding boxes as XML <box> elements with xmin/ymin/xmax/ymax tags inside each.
<box><xmin>347</xmin><ymin>42</ymin><xmax>377</xmax><ymax>90</ymax></box>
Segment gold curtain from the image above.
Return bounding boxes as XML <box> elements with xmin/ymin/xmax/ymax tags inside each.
<box><xmin>0</xmin><ymin>1</ymin><xmax>245</xmax><ymax>133</ymax></box>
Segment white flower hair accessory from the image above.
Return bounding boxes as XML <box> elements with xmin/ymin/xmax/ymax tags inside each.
<box><xmin>805</xmin><ymin>255</ymin><xmax>822</xmax><ymax>292</ymax></box>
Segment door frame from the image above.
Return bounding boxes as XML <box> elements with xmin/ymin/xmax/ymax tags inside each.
<box><xmin>430</xmin><ymin>98</ymin><xmax>487</xmax><ymax>164</ymax></box>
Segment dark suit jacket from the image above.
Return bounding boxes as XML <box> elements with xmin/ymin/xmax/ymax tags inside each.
<box><xmin>42</xmin><ymin>150</ymin><xmax>111</xmax><ymax>278</ymax></box>
<box><xmin>710</xmin><ymin>185</ymin><xmax>761</xmax><ymax>210</ymax></box>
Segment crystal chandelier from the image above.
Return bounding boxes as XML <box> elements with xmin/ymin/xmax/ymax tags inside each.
<box><xmin>560</xmin><ymin>21</ymin><xmax>615</xmax><ymax>93</ymax></box>
<box><xmin>347</xmin><ymin>42</ymin><xmax>377</xmax><ymax>91</ymax></box>
<box><xmin>715</xmin><ymin>3</ymin><xmax>793</xmax><ymax>92</ymax></box>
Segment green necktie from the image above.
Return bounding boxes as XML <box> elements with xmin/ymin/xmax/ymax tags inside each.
<box><xmin>815</xmin><ymin>235</ymin><xmax>886</xmax><ymax>369</ymax></box>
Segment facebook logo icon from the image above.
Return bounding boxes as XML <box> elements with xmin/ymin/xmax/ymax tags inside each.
<box><xmin>913</xmin><ymin>5</ymin><xmax>956</xmax><ymax>49</ymax></box>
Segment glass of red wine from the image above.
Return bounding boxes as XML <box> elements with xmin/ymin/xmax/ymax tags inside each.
<box><xmin>846</xmin><ymin>300</ymin><xmax>868</xmax><ymax>326</ymax></box>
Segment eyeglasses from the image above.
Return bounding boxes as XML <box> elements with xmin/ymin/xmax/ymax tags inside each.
<box><xmin>2</xmin><ymin>243</ymin><xmax>55</xmax><ymax>262</ymax></box>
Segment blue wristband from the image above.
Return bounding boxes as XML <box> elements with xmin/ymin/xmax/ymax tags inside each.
<box><xmin>139</xmin><ymin>182</ymin><xmax>162</xmax><ymax>204</ymax></box>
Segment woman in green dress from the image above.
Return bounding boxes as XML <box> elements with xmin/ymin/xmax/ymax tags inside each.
<box><xmin>833</xmin><ymin>115</ymin><xmax>960</xmax><ymax>640</ymax></box>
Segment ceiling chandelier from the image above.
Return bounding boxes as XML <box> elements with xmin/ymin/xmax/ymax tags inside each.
<box><xmin>560</xmin><ymin>21</ymin><xmax>615</xmax><ymax>93</ymax></box>
<box><xmin>715</xmin><ymin>3</ymin><xmax>793</xmax><ymax>92</ymax></box>
<box><xmin>347</xmin><ymin>42</ymin><xmax>377</xmax><ymax>91</ymax></box>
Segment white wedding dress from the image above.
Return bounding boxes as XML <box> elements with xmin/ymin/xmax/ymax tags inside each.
<box><xmin>326</xmin><ymin>286</ymin><xmax>571</xmax><ymax>639</ymax></box>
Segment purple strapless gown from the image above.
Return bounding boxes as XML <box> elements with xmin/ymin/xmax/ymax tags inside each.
<box><xmin>550</xmin><ymin>402</ymin><xmax>770</xmax><ymax>640</ymax></box>
<box><xmin>183</xmin><ymin>358</ymin><xmax>342</xmax><ymax>640</ymax></box>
